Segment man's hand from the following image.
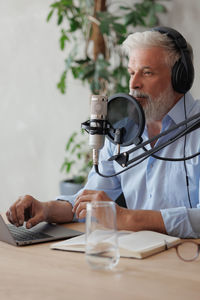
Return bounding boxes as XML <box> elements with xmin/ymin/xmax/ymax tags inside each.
<box><xmin>72</xmin><ymin>190</ymin><xmax>111</xmax><ymax>219</ymax></box>
<box><xmin>6</xmin><ymin>195</ymin><xmax>48</xmax><ymax>229</ymax></box>
<box><xmin>72</xmin><ymin>190</ymin><xmax>125</xmax><ymax>227</ymax></box>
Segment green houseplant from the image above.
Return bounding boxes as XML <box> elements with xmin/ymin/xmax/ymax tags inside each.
<box><xmin>60</xmin><ymin>131</ymin><xmax>92</xmax><ymax>194</ymax></box>
<box><xmin>47</xmin><ymin>0</ymin><xmax>168</xmax><ymax>194</ymax></box>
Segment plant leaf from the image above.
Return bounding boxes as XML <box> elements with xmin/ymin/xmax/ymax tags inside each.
<box><xmin>60</xmin><ymin>30</ymin><xmax>69</xmax><ymax>50</ymax></box>
<box><xmin>66</xmin><ymin>132</ymin><xmax>77</xmax><ymax>150</ymax></box>
<box><xmin>57</xmin><ymin>14</ymin><xmax>63</xmax><ymax>25</ymax></box>
<box><xmin>46</xmin><ymin>9</ymin><xmax>54</xmax><ymax>22</ymax></box>
<box><xmin>154</xmin><ymin>3</ymin><xmax>166</xmax><ymax>13</ymax></box>
<box><xmin>112</xmin><ymin>23</ymin><xmax>126</xmax><ymax>35</ymax></box>
<box><xmin>57</xmin><ymin>70</ymin><xmax>67</xmax><ymax>94</ymax></box>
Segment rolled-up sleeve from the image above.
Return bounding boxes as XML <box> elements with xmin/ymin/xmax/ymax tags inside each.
<box><xmin>161</xmin><ymin>207</ymin><xmax>200</xmax><ymax>238</ymax></box>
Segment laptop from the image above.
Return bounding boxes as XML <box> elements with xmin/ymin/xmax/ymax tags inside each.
<box><xmin>0</xmin><ymin>215</ymin><xmax>83</xmax><ymax>246</ymax></box>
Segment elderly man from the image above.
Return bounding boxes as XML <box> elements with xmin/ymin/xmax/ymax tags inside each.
<box><xmin>6</xmin><ymin>27</ymin><xmax>200</xmax><ymax>238</ymax></box>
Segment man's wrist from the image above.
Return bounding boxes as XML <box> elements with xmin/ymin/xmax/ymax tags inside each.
<box><xmin>42</xmin><ymin>201</ymin><xmax>52</xmax><ymax>223</ymax></box>
<box><xmin>117</xmin><ymin>208</ymin><xmax>166</xmax><ymax>233</ymax></box>
<box><xmin>43</xmin><ymin>200</ymin><xmax>74</xmax><ymax>224</ymax></box>
<box><xmin>116</xmin><ymin>207</ymin><xmax>135</xmax><ymax>230</ymax></box>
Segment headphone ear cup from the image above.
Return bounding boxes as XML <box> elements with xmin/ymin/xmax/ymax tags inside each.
<box><xmin>151</xmin><ymin>26</ymin><xmax>194</xmax><ymax>94</ymax></box>
<box><xmin>172</xmin><ymin>59</ymin><xmax>190</xmax><ymax>94</ymax></box>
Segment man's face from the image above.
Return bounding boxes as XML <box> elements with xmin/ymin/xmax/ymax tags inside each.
<box><xmin>128</xmin><ymin>47</ymin><xmax>178</xmax><ymax>123</ymax></box>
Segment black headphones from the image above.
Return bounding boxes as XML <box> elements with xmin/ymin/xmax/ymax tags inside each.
<box><xmin>151</xmin><ymin>26</ymin><xmax>194</xmax><ymax>94</ymax></box>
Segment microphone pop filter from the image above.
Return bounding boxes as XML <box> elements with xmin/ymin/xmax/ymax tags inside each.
<box><xmin>107</xmin><ymin>93</ymin><xmax>145</xmax><ymax>146</ymax></box>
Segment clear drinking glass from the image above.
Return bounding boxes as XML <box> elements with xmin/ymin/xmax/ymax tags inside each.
<box><xmin>85</xmin><ymin>201</ymin><xmax>120</xmax><ymax>270</ymax></box>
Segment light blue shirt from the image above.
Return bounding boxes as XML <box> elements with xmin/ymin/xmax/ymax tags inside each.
<box><xmin>58</xmin><ymin>92</ymin><xmax>200</xmax><ymax>238</ymax></box>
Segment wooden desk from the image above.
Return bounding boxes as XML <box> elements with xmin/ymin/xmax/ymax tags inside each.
<box><xmin>0</xmin><ymin>222</ymin><xmax>200</xmax><ymax>300</ymax></box>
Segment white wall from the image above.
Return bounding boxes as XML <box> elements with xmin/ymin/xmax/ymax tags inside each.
<box><xmin>0</xmin><ymin>0</ymin><xmax>90</xmax><ymax>211</ymax></box>
<box><xmin>0</xmin><ymin>0</ymin><xmax>200</xmax><ymax>211</ymax></box>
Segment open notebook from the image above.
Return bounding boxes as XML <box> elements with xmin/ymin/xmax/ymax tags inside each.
<box><xmin>50</xmin><ymin>230</ymin><xmax>181</xmax><ymax>259</ymax></box>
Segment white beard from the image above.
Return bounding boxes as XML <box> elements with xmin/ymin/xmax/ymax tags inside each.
<box><xmin>129</xmin><ymin>85</ymin><xmax>176</xmax><ymax>123</ymax></box>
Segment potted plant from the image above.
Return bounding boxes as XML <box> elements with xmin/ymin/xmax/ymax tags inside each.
<box><xmin>60</xmin><ymin>131</ymin><xmax>92</xmax><ymax>195</ymax></box>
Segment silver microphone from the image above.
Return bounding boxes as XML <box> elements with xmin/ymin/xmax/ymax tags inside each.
<box><xmin>89</xmin><ymin>95</ymin><xmax>108</xmax><ymax>165</ymax></box>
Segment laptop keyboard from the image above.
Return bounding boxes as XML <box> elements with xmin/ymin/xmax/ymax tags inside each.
<box><xmin>7</xmin><ymin>224</ymin><xmax>51</xmax><ymax>241</ymax></box>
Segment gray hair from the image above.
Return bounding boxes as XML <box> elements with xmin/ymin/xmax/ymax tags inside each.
<box><xmin>122</xmin><ymin>30</ymin><xmax>193</xmax><ymax>68</ymax></box>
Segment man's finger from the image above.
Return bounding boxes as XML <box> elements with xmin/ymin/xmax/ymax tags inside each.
<box><xmin>73</xmin><ymin>194</ymin><xmax>91</xmax><ymax>213</ymax></box>
<box><xmin>15</xmin><ymin>201</ymin><xmax>26</xmax><ymax>226</ymax></box>
<box><xmin>15</xmin><ymin>196</ymin><xmax>33</xmax><ymax>226</ymax></box>
<box><xmin>78</xmin><ymin>208</ymin><xmax>86</xmax><ymax>219</ymax></box>
<box><xmin>8</xmin><ymin>203</ymin><xmax>20</xmax><ymax>226</ymax></box>
<box><xmin>6</xmin><ymin>209</ymin><xmax>14</xmax><ymax>225</ymax></box>
<box><xmin>26</xmin><ymin>213</ymin><xmax>43</xmax><ymax>229</ymax></box>
<box><xmin>75</xmin><ymin>202</ymin><xmax>87</xmax><ymax>219</ymax></box>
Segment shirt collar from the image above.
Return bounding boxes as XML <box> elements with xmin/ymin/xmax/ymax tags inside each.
<box><xmin>167</xmin><ymin>92</ymin><xmax>195</xmax><ymax>124</ymax></box>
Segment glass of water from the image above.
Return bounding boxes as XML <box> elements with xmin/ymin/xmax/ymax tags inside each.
<box><xmin>85</xmin><ymin>201</ymin><xmax>120</xmax><ymax>270</ymax></box>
